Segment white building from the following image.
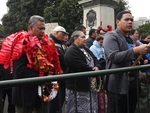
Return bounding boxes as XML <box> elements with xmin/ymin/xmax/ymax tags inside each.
<box><xmin>133</xmin><ymin>17</ymin><xmax>150</xmax><ymax>28</ymax></box>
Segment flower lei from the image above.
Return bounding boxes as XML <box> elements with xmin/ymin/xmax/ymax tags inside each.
<box><xmin>0</xmin><ymin>31</ymin><xmax>63</xmax><ymax>102</ymax></box>
<box><xmin>38</xmin><ymin>81</ymin><xmax>59</xmax><ymax>102</ymax></box>
<box><xmin>91</xmin><ymin>76</ymin><xmax>102</xmax><ymax>92</ymax></box>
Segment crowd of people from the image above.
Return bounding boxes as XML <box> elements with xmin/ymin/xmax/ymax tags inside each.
<box><xmin>1</xmin><ymin>10</ymin><xmax>150</xmax><ymax>113</ymax></box>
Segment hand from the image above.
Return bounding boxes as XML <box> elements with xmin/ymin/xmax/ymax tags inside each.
<box><xmin>93</xmin><ymin>67</ymin><xmax>99</xmax><ymax>71</ymax></box>
<box><xmin>144</xmin><ymin>59</ymin><xmax>149</xmax><ymax>64</ymax></box>
<box><xmin>133</xmin><ymin>44</ymin><xmax>150</xmax><ymax>55</ymax></box>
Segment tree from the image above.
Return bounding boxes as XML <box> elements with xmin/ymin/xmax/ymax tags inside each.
<box><xmin>137</xmin><ymin>23</ymin><xmax>150</xmax><ymax>34</ymax></box>
<box><xmin>44</xmin><ymin>0</ymin><xmax>83</xmax><ymax>35</ymax></box>
<box><xmin>114</xmin><ymin>0</ymin><xmax>129</xmax><ymax>28</ymax></box>
<box><xmin>2</xmin><ymin>0</ymin><xmax>48</xmax><ymax>35</ymax></box>
<box><xmin>2</xmin><ymin>0</ymin><xmax>128</xmax><ymax>35</ymax></box>
<box><xmin>0</xmin><ymin>24</ymin><xmax>5</xmax><ymax>36</ymax></box>
<box><xmin>114</xmin><ymin>0</ymin><xmax>128</xmax><ymax>16</ymax></box>
<box><xmin>44</xmin><ymin>0</ymin><xmax>62</xmax><ymax>23</ymax></box>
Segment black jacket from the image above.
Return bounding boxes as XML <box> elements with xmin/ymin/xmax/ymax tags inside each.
<box><xmin>86</xmin><ymin>37</ymin><xmax>95</xmax><ymax>48</ymax></box>
<box><xmin>65</xmin><ymin>43</ymin><xmax>100</xmax><ymax>91</ymax></box>
<box><xmin>12</xmin><ymin>54</ymin><xmax>40</xmax><ymax>107</ymax></box>
<box><xmin>50</xmin><ymin>34</ymin><xmax>67</xmax><ymax>73</ymax></box>
<box><xmin>0</xmin><ymin>64</ymin><xmax>13</xmax><ymax>81</ymax></box>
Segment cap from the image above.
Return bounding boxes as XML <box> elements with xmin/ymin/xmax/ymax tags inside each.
<box><xmin>53</xmin><ymin>26</ymin><xmax>69</xmax><ymax>34</ymax></box>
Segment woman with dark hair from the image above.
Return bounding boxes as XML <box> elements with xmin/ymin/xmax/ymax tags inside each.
<box><xmin>129</xmin><ymin>29</ymin><xmax>142</xmax><ymax>46</ymax></box>
<box><xmin>65</xmin><ymin>30</ymin><xmax>100</xmax><ymax>113</ymax></box>
<box><xmin>140</xmin><ymin>34</ymin><xmax>150</xmax><ymax>44</ymax></box>
<box><xmin>140</xmin><ymin>34</ymin><xmax>150</xmax><ymax>63</ymax></box>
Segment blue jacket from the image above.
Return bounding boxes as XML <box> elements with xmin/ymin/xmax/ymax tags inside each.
<box><xmin>90</xmin><ymin>40</ymin><xmax>105</xmax><ymax>60</ymax></box>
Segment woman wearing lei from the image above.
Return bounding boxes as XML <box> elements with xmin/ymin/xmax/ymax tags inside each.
<box><xmin>0</xmin><ymin>15</ymin><xmax>62</xmax><ymax>113</ymax></box>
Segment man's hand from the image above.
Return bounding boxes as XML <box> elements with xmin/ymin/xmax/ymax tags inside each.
<box><xmin>93</xmin><ymin>67</ymin><xmax>99</xmax><ymax>71</ymax></box>
<box><xmin>133</xmin><ymin>44</ymin><xmax>150</xmax><ymax>55</ymax></box>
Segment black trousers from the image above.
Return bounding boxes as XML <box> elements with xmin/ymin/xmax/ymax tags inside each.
<box><xmin>107</xmin><ymin>87</ymin><xmax>138</xmax><ymax>113</ymax></box>
<box><xmin>49</xmin><ymin>81</ymin><xmax>65</xmax><ymax>113</ymax></box>
<box><xmin>2</xmin><ymin>88</ymin><xmax>15</xmax><ymax>113</ymax></box>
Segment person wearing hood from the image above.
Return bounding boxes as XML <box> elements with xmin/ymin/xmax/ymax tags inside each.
<box><xmin>90</xmin><ymin>35</ymin><xmax>106</xmax><ymax>70</ymax></box>
<box><xmin>90</xmin><ymin>35</ymin><xmax>105</xmax><ymax>60</ymax></box>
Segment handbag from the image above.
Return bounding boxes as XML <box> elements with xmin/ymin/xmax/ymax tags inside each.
<box><xmin>91</xmin><ymin>76</ymin><xmax>108</xmax><ymax>113</ymax></box>
<box><xmin>97</xmin><ymin>58</ymin><xmax>108</xmax><ymax>113</ymax></box>
<box><xmin>97</xmin><ymin>89</ymin><xmax>108</xmax><ymax>113</ymax></box>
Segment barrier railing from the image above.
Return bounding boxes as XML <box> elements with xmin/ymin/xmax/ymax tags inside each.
<box><xmin>0</xmin><ymin>64</ymin><xmax>150</xmax><ymax>113</ymax></box>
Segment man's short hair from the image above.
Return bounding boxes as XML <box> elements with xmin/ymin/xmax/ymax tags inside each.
<box><xmin>89</xmin><ymin>29</ymin><xmax>96</xmax><ymax>36</ymax></box>
<box><xmin>75</xmin><ymin>25</ymin><xmax>86</xmax><ymax>31</ymax></box>
<box><xmin>116</xmin><ymin>11</ymin><xmax>131</xmax><ymax>20</ymax></box>
<box><xmin>28</xmin><ymin>15</ymin><xmax>45</xmax><ymax>26</ymax></box>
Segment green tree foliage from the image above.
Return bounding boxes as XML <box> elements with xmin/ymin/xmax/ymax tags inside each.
<box><xmin>2</xmin><ymin>0</ymin><xmax>83</xmax><ymax>36</ymax></box>
<box><xmin>2</xmin><ymin>0</ymin><xmax>48</xmax><ymax>35</ymax></box>
<box><xmin>114</xmin><ymin>0</ymin><xmax>128</xmax><ymax>28</ymax></box>
<box><xmin>114</xmin><ymin>0</ymin><xmax>128</xmax><ymax>16</ymax></box>
<box><xmin>44</xmin><ymin>0</ymin><xmax>62</xmax><ymax>23</ymax></box>
<box><xmin>137</xmin><ymin>23</ymin><xmax>150</xmax><ymax>34</ymax></box>
<box><xmin>59</xmin><ymin>0</ymin><xmax>83</xmax><ymax>34</ymax></box>
<box><xmin>0</xmin><ymin>24</ymin><xmax>4</xmax><ymax>35</ymax></box>
<box><xmin>44</xmin><ymin>0</ymin><xmax>83</xmax><ymax>35</ymax></box>
<box><xmin>2</xmin><ymin>0</ymin><xmax>128</xmax><ymax>35</ymax></box>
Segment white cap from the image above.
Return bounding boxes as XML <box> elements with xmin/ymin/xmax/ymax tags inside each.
<box><xmin>53</xmin><ymin>26</ymin><xmax>69</xmax><ymax>34</ymax></box>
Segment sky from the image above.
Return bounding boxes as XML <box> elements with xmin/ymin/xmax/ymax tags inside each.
<box><xmin>128</xmin><ymin>0</ymin><xmax>150</xmax><ymax>20</ymax></box>
<box><xmin>0</xmin><ymin>0</ymin><xmax>150</xmax><ymax>24</ymax></box>
<box><xmin>0</xmin><ymin>0</ymin><xmax>8</xmax><ymax>24</ymax></box>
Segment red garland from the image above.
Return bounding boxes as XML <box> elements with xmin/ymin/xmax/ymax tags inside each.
<box><xmin>0</xmin><ymin>31</ymin><xmax>63</xmax><ymax>75</ymax></box>
<box><xmin>97</xmin><ymin>25</ymin><xmax>112</xmax><ymax>33</ymax></box>
<box><xmin>0</xmin><ymin>31</ymin><xmax>63</xmax><ymax>102</ymax></box>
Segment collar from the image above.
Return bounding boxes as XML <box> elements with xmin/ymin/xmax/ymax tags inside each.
<box><xmin>90</xmin><ymin>37</ymin><xmax>95</xmax><ymax>40</ymax></box>
<box><xmin>50</xmin><ymin>34</ymin><xmax>62</xmax><ymax>44</ymax></box>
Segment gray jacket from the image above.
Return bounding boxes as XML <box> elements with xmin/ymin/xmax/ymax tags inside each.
<box><xmin>103</xmin><ymin>29</ymin><xmax>136</xmax><ymax>94</ymax></box>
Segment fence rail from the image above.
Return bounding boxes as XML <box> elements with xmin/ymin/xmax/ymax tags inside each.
<box><xmin>1</xmin><ymin>64</ymin><xmax>150</xmax><ymax>113</ymax></box>
<box><xmin>0</xmin><ymin>64</ymin><xmax>150</xmax><ymax>88</ymax></box>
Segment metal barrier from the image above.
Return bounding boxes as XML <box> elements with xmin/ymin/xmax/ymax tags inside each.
<box><xmin>0</xmin><ymin>64</ymin><xmax>150</xmax><ymax>113</ymax></box>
